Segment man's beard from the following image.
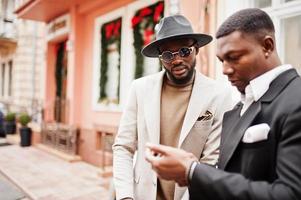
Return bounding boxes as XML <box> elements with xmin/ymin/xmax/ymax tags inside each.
<box><xmin>164</xmin><ymin>59</ymin><xmax>196</xmax><ymax>85</ymax></box>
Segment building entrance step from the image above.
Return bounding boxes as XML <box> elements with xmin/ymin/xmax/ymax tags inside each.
<box><xmin>36</xmin><ymin>144</ymin><xmax>82</xmax><ymax>162</ymax></box>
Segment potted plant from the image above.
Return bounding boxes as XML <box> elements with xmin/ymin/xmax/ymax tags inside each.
<box><xmin>18</xmin><ymin>112</ymin><xmax>32</xmax><ymax>147</ymax></box>
<box><xmin>4</xmin><ymin>112</ymin><xmax>16</xmax><ymax>134</ymax></box>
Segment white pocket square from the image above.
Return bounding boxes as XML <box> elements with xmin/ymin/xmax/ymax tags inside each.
<box><xmin>242</xmin><ymin>123</ymin><xmax>270</xmax><ymax>143</ymax></box>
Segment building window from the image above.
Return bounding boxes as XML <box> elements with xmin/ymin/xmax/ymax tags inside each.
<box><xmin>252</xmin><ymin>0</ymin><xmax>301</xmax><ymax>74</ymax></box>
<box><xmin>92</xmin><ymin>0</ymin><xmax>164</xmax><ymax>111</ymax></box>
<box><xmin>282</xmin><ymin>14</ymin><xmax>301</xmax><ymax>74</ymax></box>
<box><xmin>253</xmin><ymin>0</ymin><xmax>271</xmax><ymax>8</ymax></box>
<box><xmin>8</xmin><ymin>60</ymin><xmax>12</xmax><ymax>96</ymax></box>
<box><xmin>0</xmin><ymin>60</ymin><xmax>13</xmax><ymax>97</ymax></box>
<box><xmin>99</xmin><ymin>17</ymin><xmax>122</xmax><ymax>105</ymax></box>
<box><xmin>93</xmin><ymin>8</ymin><xmax>125</xmax><ymax>111</ymax></box>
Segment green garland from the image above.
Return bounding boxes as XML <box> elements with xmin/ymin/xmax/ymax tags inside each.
<box><xmin>133</xmin><ymin>26</ymin><xmax>144</xmax><ymax>78</ymax></box>
<box><xmin>100</xmin><ymin>26</ymin><xmax>108</xmax><ymax>100</ymax></box>
<box><xmin>55</xmin><ymin>42</ymin><xmax>65</xmax><ymax>98</ymax></box>
<box><xmin>117</xmin><ymin>39</ymin><xmax>121</xmax><ymax>102</ymax></box>
<box><xmin>99</xmin><ymin>18</ymin><xmax>122</xmax><ymax>103</ymax></box>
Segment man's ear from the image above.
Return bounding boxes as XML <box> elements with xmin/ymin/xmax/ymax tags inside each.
<box><xmin>262</xmin><ymin>35</ymin><xmax>275</xmax><ymax>54</ymax></box>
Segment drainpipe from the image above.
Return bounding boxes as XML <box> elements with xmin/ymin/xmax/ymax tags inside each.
<box><xmin>31</xmin><ymin>22</ymin><xmax>37</xmax><ymax>119</ymax></box>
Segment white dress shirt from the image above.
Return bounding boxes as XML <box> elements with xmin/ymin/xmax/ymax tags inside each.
<box><xmin>240</xmin><ymin>64</ymin><xmax>293</xmax><ymax>116</ymax></box>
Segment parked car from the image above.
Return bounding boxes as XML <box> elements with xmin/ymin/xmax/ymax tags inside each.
<box><xmin>0</xmin><ymin>110</ymin><xmax>5</xmax><ymax>137</ymax></box>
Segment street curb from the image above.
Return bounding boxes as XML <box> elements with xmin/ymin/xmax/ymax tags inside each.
<box><xmin>0</xmin><ymin>167</ymin><xmax>36</xmax><ymax>200</ymax></box>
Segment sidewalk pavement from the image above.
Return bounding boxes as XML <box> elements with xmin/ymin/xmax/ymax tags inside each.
<box><xmin>0</xmin><ymin>144</ymin><xmax>112</xmax><ymax>200</ymax></box>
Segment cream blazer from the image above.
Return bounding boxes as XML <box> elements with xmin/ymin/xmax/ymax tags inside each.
<box><xmin>113</xmin><ymin>71</ymin><xmax>232</xmax><ymax>200</ymax></box>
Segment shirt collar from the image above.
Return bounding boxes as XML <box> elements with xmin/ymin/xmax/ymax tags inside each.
<box><xmin>241</xmin><ymin>64</ymin><xmax>293</xmax><ymax>102</ymax></box>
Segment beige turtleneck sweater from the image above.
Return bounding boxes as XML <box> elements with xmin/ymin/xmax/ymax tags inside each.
<box><xmin>157</xmin><ymin>75</ymin><xmax>193</xmax><ymax>200</ymax></box>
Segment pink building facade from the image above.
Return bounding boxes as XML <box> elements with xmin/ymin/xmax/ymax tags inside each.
<box><xmin>15</xmin><ymin>0</ymin><xmax>218</xmax><ymax>168</ymax></box>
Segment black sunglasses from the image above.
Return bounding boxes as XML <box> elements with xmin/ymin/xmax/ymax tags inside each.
<box><xmin>159</xmin><ymin>46</ymin><xmax>194</xmax><ymax>63</ymax></box>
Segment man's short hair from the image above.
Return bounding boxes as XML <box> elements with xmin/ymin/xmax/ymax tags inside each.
<box><xmin>216</xmin><ymin>8</ymin><xmax>275</xmax><ymax>39</ymax></box>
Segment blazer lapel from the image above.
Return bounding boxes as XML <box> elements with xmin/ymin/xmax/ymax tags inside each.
<box><xmin>178</xmin><ymin>72</ymin><xmax>210</xmax><ymax>147</ymax></box>
<box><xmin>220</xmin><ymin>102</ymin><xmax>242</xmax><ymax>145</ymax></box>
<box><xmin>261</xmin><ymin>68</ymin><xmax>299</xmax><ymax>103</ymax></box>
<box><xmin>218</xmin><ymin>101</ymin><xmax>261</xmax><ymax>169</ymax></box>
<box><xmin>144</xmin><ymin>71</ymin><xmax>164</xmax><ymax>144</ymax></box>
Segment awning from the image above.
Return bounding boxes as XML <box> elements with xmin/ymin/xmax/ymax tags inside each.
<box><xmin>14</xmin><ymin>0</ymin><xmax>86</xmax><ymax>23</ymax></box>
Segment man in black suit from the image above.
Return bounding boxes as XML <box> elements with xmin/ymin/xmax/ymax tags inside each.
<box><xmin>145</xmin><ymin>8</ymin><xmax>301</xmax><ymax>200</ymax></box>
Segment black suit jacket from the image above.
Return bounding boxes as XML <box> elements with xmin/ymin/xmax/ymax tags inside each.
<box><xmin>189</xmin><ymin>69</ymin><xmax>301</xmax><ymax>200</ymax></box>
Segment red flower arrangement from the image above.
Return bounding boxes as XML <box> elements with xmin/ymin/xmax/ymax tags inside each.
<box><xmin>105</xmin><ymin>19</ymin><xmax>121</xmax><ymax>40</ymax></box>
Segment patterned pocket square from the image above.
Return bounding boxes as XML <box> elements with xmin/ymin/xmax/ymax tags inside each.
<box><xmin>197</xmin><ymin>110</ymin><xmax>213</xmax><ymax>121</ymax></box>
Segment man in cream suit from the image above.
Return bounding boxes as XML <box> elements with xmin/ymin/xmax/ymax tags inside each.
<box><xmin>146</xmin><ymin>8</ymin><xmax>301</xmax><ymax>200</ymax></box>
<box><xmin>113</xmin><ymin>15</ymin><xmax>232</xmax><ymax>200</ymax></box>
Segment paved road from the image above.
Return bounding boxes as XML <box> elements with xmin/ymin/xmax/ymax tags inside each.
<box><xmin>0</xmin><ymin>168</ymin><xmax>29</xmax><ymax>200</ymax></box>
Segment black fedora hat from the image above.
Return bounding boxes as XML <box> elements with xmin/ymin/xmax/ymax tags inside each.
<box><xmin>141</xmin><ymin>15</ymin><xmax>212</xmax><ymax>57</ymax></box>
